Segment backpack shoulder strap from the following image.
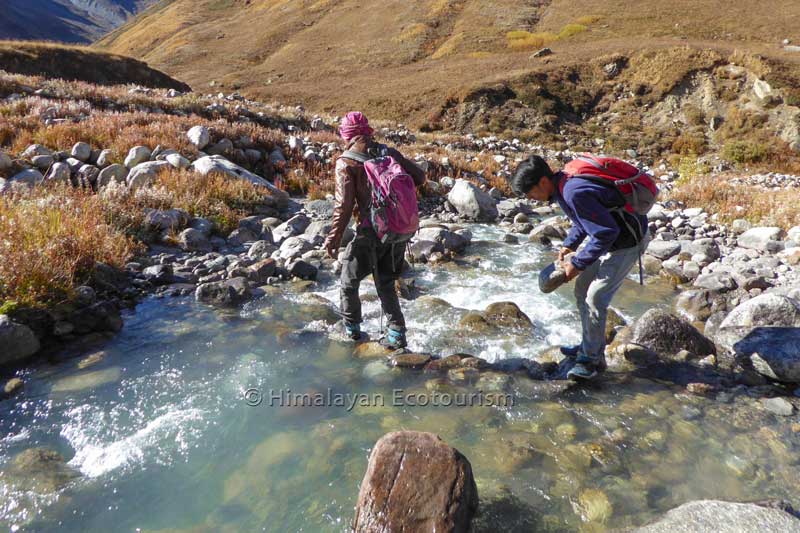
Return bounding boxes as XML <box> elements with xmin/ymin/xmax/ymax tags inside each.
<box><xmin>576</xmin><ymin>154</ymin><xmax>607</xmax><ymax>171</ymax></box>
<box><xmin>341</xmin><ymin>150</ymin><xmax>370</xmax><ymax>163</ymax></box>
<box><xmin>568</xmin><ymin>174</ymin><xmax>627</xmax><ymax>208</ymax></box>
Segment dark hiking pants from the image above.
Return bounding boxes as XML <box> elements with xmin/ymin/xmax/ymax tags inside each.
<box><xmin>340</xmin><ymin>228</ymin><xmax>406</xmax><ymax>331</ymax></box>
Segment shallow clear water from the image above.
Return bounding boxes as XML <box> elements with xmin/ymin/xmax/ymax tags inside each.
<box><xmin>1</xmin><ymin>225</ymin><xmax>797</xmax><ymax>532</ymax></box>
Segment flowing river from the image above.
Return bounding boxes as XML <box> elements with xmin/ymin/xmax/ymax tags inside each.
<box><xmin>1</xmin><ymin>225</ymin><xmax>797</xmax><ymax>532</ymax></box>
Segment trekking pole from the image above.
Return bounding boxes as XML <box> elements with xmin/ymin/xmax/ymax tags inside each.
<box><xmin>638</xmin><ymin>252</ymin><xmax>644</xmax><ymax>285</ymax></box>
<box><xmin>371</xmin><ymin>242</ymin><xmax>384</xmax><ymax>335</ymax></box>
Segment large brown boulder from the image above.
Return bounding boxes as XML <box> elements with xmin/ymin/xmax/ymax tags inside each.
<box><xmin>631</xmin><ymin>309</ymin><xmax>716</xmax><ymax>359</ymax></box>
<box><xmin>354</xmin><ymin>431</ymin><xmax>479</xmax><ymax>533</ymax></box>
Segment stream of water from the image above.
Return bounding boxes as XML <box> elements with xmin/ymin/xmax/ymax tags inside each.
<box><xmin>1</xmin><ymin>225</ymin><xmax>797</xmax><ymax>532</ymax></box>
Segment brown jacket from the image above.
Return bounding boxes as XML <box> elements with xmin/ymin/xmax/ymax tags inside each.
<box><xmin>324</xmin><ymin>136</ymin><xmax>426</xmax><ymax>250</ymax></box>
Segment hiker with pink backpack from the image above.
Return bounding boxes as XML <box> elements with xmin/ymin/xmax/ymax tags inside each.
<box><xmin>510</xmin><ymin>154</ymin><xmax>658</xmax><ymax>380</ymax></box>
<box><xmin>324</xmin><ymin>112</ymin><xmax>426</xmax><ymax>349</ymax></box>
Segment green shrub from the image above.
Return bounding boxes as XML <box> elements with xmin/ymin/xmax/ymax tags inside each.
<box><xmin>722</xmin><ymin>140</ymin><xmax>769</xmax><ymax>164</ymax></box>
<box><xmin>0</xmin><ymin>300</ymin><xmax>19</xmax><ymax>315</ymax></box>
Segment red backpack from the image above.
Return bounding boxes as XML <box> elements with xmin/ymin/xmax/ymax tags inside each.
<box><xmin>562</xmin><ymin>153</ymin><xmax>659</xmax><ymax>215</ymax></box>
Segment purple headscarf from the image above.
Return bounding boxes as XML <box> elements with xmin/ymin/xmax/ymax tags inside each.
<box><xmin>339</xmin><ymin>111</ymin><xmax>374</xmax><ymax>142</ymax></box>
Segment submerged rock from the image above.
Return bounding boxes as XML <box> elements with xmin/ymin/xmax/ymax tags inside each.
<box><xmin>470</xmin><ymin>487</ymin><xmax>542</xmax><ymax>532</ymax></box>
<box><xmin>3</xmin><ymin>377</ymin><xmax>24</xmax><ymax>398</ymax></box>
<box><xmin>635</xmin><ymin>500</ymin><xmax>800</xmax><ymax>532</ymax></box>
<box><xmin>195</xmin><ymin>277</ymin><xmax>252</xmax><ymax>307</ymax></box>
<box><xmin>576</xmin><ymin>488</ymin><xmax>613</xmax><ymax>524</ymax></box>
<box><xmin>354</xmin><ymin>431</ymin><xmax>478</xmax><ymax>533</ymax></box>
<box><xmin>51</xmin><ymin>367</ymin><xmax>122</xmax><ymax>393</ymax></box>
<box><xmin>353</xmin><ymin>342</ymin><xmax>392</xmax><ymax>359</ymax></box>
<box><xmin>3</xmin><ymin>448</ymin><xmax>80</xmax><ymax>494</ymax></box>
<box><xmin>761</xmin><ymin>397</ymin><xmax>796</xmax><ymax>416</ymax></box>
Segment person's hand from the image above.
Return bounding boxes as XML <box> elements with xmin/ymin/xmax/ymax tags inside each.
<box><xmin>324</xmin><ymin>241</ymin><xmax>339</xmax><ymax>259</ymax></box>
<box><xmin>563</xmin><ymin>260</ymin><xmax>582</xmax><ymax>281</ymax></box>
<box><xmin>557</xmin><ymin>247</ymin><xmax>573</xmax><ymax>262</ymax></box>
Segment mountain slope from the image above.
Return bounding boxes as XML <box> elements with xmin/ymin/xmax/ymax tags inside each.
<box><xmin>97</xmin><ymin>0</ymin><xmax>800</xmax><ymax>126</ymax></box>
<box><xmin>0</xmin><ymin>0</ymin><xmax>158</xmax><ymax>44</ymax></box>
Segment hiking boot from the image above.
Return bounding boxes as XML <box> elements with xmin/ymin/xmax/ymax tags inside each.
<box><xmin>567</xmin><ymin>354</ymin><xmax>604</xmax><ymax>381</ymax></box>
<box><xmin>344</xmin><ymin>322</ymin><xmax>362</xmax><ymax>341</ymax></box>
<box><xmin>560</xmin><ymin>344</ymin><xmax>581</xmax><ymax>358</ymax></box>
<box><xmin>567</xmin><ymin>363</ymin><xmax>598</xmax><ymax>381</ymax></box>
<box><xmin>379</xmin><ymin>327</ymin><xmax>407</xmax><ymax>349</ymax></box>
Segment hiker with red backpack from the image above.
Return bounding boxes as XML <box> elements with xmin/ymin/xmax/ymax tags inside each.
<box><xmin>510</xmin><ymin>154</ymin><xmax>658</xmax><ymax>380</ymax></box>
<box><xmin>324</xmin><ymin>112</ymin><xmax>426</xmax><ymax>349</ymax></box>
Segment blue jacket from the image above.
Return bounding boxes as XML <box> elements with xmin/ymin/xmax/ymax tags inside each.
<box><xmin>551</xmin><ymin>172</ymin><xmax>648</xmax><ymax>271</ymax></box>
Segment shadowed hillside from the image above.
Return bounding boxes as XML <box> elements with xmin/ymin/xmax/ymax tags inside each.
<box><xmin>0</xmin><ymin>0</ymin><xmax>158</xmax><ymax>44</ymax></box>
<box><xmin>0</xmin><ymin>41</ymin><xmax>190</xmax><ymax>90</ymax></box>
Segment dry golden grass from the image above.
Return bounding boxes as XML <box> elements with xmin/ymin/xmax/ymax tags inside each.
<box><xmin>152</xmin><ymin>169</ymin><xmax>276</xmax><ymax>234</ymax></box>
<box><xmin>0</xmin><ymin>184</ymin><xmax>142</xmax><ymax>307</ymax></box>
<box><xmin>99</xmin><ymin>168</ymin><xmax>278</xmax><ymax>236</ymax></box>
<box><xmin>0</xmin><ymin>108</ymin><xmax>284</xmax><ymax>169</ymax></box>
<box><xmin>505</xmin><ymin>18</ymin><xmax>593</xmax><ymax>51</ymax></box>
<box><xmin>557</xmin><ymin>24</ymin><xmax>588</xmax><ymax>40</ymax></box>
<box><xmin>506</xmin><ymin>31</ymin><xmax>557</xmax><ymax>51</ymax></box>
<box><xmin>670</xmin><ymin>174</ymin><xmax>800</xmax><ymax>228</ymax></box>
<box><xmin>431</xmin><ymin>32</ymin><xmax>466</xmax><ymax>59</ymax></box>
<box><xmin>0</xmin><ymin>167</ymin><xmax>280</xmax><ymax>308</ymax></box>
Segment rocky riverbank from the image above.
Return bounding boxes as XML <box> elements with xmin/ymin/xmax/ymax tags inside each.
<box><xmin>3</xmin><ymin>116</ymin><xmax>800</xmax><ymax>402</ymax></box>
<box><xmin>2</xmin><ymin>77</ymin><xmax>800</xmax><ymax>531</ymax></box>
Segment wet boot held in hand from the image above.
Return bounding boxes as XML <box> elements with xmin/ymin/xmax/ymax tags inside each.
<box><xmin>3</xmin><ymin>8</ymin><xmax>800</xmax><ymax>532</ymax></box>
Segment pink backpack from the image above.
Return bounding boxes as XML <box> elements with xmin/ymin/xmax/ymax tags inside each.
<box><xmin>342</xmin><ymin>145</ymin><xmax>419</xmax><ymax>243</ymax></box>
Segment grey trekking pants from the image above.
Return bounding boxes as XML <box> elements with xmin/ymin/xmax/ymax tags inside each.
<box><xmin>340</xmin><ymin>227</ymin><xmax>406</xmax><ymax>331</ymax></box>
<box><xmin>574</xmin><ymin>236</ymin><xmax>650</xmax><ymax>360</ymax></box>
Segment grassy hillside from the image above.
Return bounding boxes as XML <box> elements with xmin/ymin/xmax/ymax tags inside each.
<box><xmin>97</xmin><ymin>0</ymin><xmax>800</xmax><ymax>124</ymax></box>
<box><xmin>0</xmin><ymin>41</ymin><xmax>190</xmax><ymax>90</ymax></box>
